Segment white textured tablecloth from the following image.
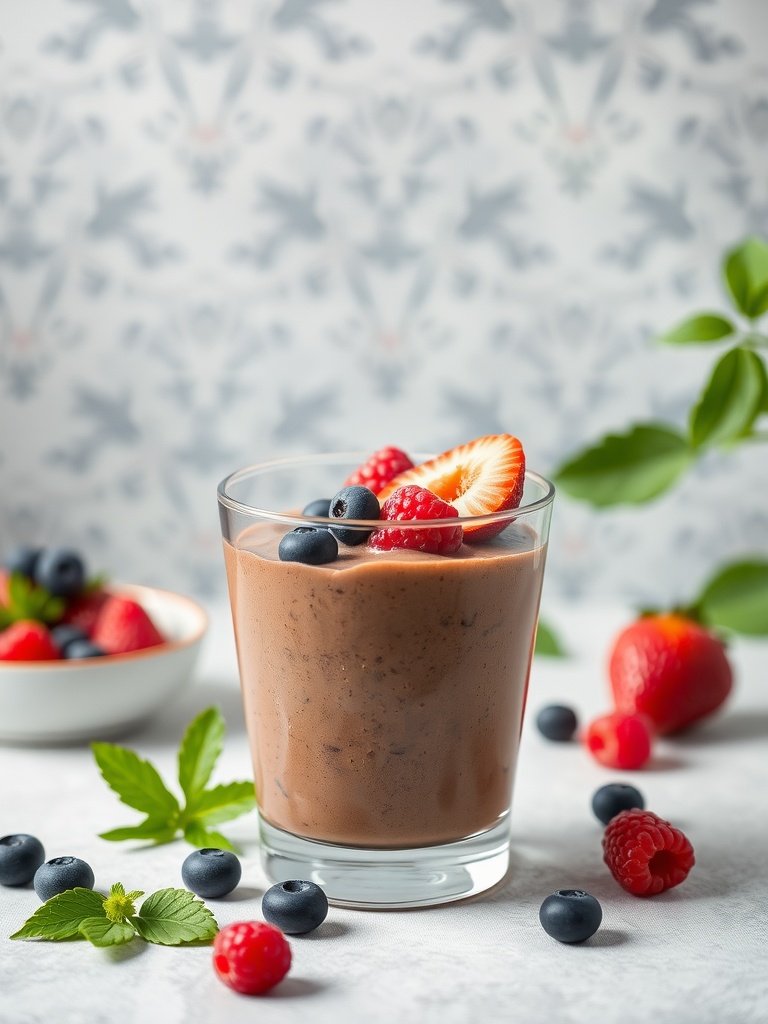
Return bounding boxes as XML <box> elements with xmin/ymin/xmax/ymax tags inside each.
<box><xmin>1</xmin><ymin>603</ymin><xmax>767</xmax><ymax>1024</ymax></box>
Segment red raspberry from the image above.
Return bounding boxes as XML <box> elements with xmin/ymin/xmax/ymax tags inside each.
<box><xmin>0</xmin><ymin>620</ymin><xmax>60</xmax><ymax>661</ymax></box>
<box><xmin>584</xmin><ymin>711</ymin><xmax>653</xmax><ymax>770</ymax></box>
<box><xmin>213</xmin><ymin>921</ymin><xmax>292</xmax><ymax>995</ymax></box>
<box><xmin>368</xmin><ymin>485</ymin><xmax>463</xmax><ymax>555</ymax></box>
<box><xmin>344</xmin><ymin>446</ymin><xmax>414</xmax><ymax>495</ymax></box>
<box><xmin>603</xmin><ymin>808</ymin><xmax>695</xmax><ymax>895</ymax></box>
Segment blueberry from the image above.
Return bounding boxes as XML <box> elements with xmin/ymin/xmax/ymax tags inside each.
<box><xmin>262</xmin><ymin>879</ymin><xmax>328</xmax><ymax>935</ymax></box>
<box><xmin>50</xmin><ymin>624</ymin><xmax>88</xmax><ymax>654</ymax></box>
<box><xmin>34</xmin><ymin>856</ymin><xmax>94</xmax><ymax>901</ymax></box>
<box><xmin>0</xmin><ymin>834</ymin><xmax>45</xmax><ymax>886</ymax></box>
<box><xmin>181</xmin><ymin>848</ymin><xmax>241</xmax><ymax>898</ymax></box>
<box><xmin>536</xmin><ymin>704</ymin><xmax>578</xmax><ymax>742</ymax></box>
<box><xmin>302</xmin><ymin>498</ymin><xmax>332</xmax><ymax>518</ymax></box>
<box><xmin>34</xmin><ymin>549</ymin><xmax>85</xmax><ymax>598</ymax></box>
<box><xmin>329</xmin><ymin>486</ymin><xmax>380</xmax><ymax>546</ymax></box>
<box><xmin>3</xmin><ymin>546</ymin><xmax>42</xmax><ymax>580</ymax></box>
<box><xmin>539</xmin><ymin>889</ymin><xmax>602</xmax><ymax>944</ymax></box>
<box><xmin>278</xmin><ymin>527</ymin><xmax>338</xmax><ymax>565</ymax></box>
<box><xmin>64</xmin><ymin>639</ymin><xmax>106</xmax><ymax>660</ymax></box>
<box><xmin>591</xmin><ymin>782</ymin><xmax>645</xmax><ymax>826</ymax></box>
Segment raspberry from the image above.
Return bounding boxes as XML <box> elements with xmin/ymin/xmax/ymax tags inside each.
<box><xmin>344</xmin><ymin>446</ymin><xmax>414</xmax><ymax>495</ymax></box>
<box><xmin>603</xmin><ymin>808</ymin><xmax>695</xmax><ymax>895</ymax></box>
<box><xmin>584</xmin><ymin>711</ymin><xmax>653</xmax><ymax>770</ymax></box>
<box><xmin>368</xmin><ymin>486</ymin><xmax>463</xmax><ymax>555</ymax></box>
<box><xmin>213</xmin><ymin>921</ymin><xmax>292</xmax><ymax>995</ymax></box>
<box><xmin>0</xmin><ymin>620</ymin><xmax>60</xmax><ymax>661</ymax></box>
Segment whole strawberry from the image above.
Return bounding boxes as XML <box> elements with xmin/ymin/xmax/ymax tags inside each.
<box><xmin>609</xmin><ymin>613</ymin><xmax>733</xmax><ymax>735</ymax></box>
<box><xmin>92</xmin><ymin>596</ymin><xmax>166</xmax><ymax>655</ymax></box>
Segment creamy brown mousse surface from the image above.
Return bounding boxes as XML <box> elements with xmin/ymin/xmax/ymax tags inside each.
<box><xmin>224</xmin><ymin>523</ymin><xmax>546</xmax><ymax>849</ymax></box>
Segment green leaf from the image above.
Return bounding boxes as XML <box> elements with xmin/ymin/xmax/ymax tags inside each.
<box><xmin>554</xmin><ymin>424</ymin><xmax>694</xmax><ymax>506</ymax></box>
<box><xmin>3</xmin><ymin>574</ymin><xmax>65</xmax><ymax>625</ymax></box>
<box><xmin>534</xmin><ymin>619</ymin><xmax>568</xmax><ymax>658</ymax></box>
<box><xmin>79</xmin><ymin>917</ymin><xmax>136</xmax><ymax>947</ymax></box>
<box><xmin>133</xmin><ymin>888</ymin><xmax>218</xmax><ymax>946</ymax></box>
<box><xmin>185</xmin><ymin>781</ymin><xmax>256</xmax><ymax>826</ymax></box>
<box><xmin>689</xmin><ymin>346</ymin><xmax>766</xmax><ymax>448</ymax></box>
<box><xmin>10</xmin><ymin>888</ymin><xmax>106</xmax><ymax>941</ymax></box>
<box><xmin>92</xmin><ymin>743</ymin><xmax>180</xmax><ymax>820</ymax></box>
<box><xmin>659</xmin><ymin>313</ymin><xmax>736</xmax><ymax>345</ymax></box>
<box><xmin>98</xmin><ymin>817</ymin><xmax>178</xmax><ymax>845</ymax></box>
<box><xmin>697</xmin><ymin>560</ymin><xmax>768</xmax><ymax>636</ymax></box>
<box><xmin>724</xmin><ymin>236</ymin><xmax>768</xmax><ymax>319</ymax></box>
<box><xmin>178</xmin><ymin>707</ymin><xmax>225</xmax><ymax>804</ymax></box>
<box><xmin>183</xmin><ymin>820</ymin><xmax>236</xmax><ymax>852</ymax></box>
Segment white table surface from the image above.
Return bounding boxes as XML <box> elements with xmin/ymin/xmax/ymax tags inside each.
<box><xmin>1</xmin><ymin>602</ymin><xmax>767</xmax><ymax>1024</ymax></box>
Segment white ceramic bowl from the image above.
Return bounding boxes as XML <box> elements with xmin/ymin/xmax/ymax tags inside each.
<box><xmin>0</xmin><ymin>584</ymin><xmax>208</xmax><ymax>744</ymax></box>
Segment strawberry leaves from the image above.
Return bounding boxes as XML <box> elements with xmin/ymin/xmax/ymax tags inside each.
<box><xmin>92</xmin><ymin>707</ymin><xmax>256</xmax><ymax>850</ymax></box>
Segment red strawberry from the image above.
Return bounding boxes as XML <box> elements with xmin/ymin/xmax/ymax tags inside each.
<box><xmin>609</xmin><ymin>613</ymin><xmax>733</xmax><ymax>735</ymax></box>
<box><xmin>344</xmin><ymin>446</ymin><xmax>415</xmax><ymax>494</ymax></box>
<box><xmin>369</xmin><ymin>485</ymin><xmax>463</xmax><ymax>555</ymax></box>
<box><xmin>61</xmin><ymin>588</ymin><xmax>110</xmax><ymax>637</ymax></box>
<box><xmin>376</xmin><ymin>434</ymin><xmax>525</xmax><ymax>543</ymax></box>
<box><xmin>92</xmin><ymin>596</ymin><xmax>166</xmax><ymax>655</ymax></box>
<box><xmin>0</xmin><ymin>620</ymin><xmax>60</xmax><ymax>661</ymax></box>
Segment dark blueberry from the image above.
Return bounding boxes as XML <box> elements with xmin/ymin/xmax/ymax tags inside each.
<box><xmin>34</xmin><ymin>549</ymin><xmax>86</xmax><ymax>598</ymax></box>
<box><xmin>328</xmin><ymin>486</ymin><xmax>380</xmax><ymax>546</ymax></box>
<box><xmin>64</xmin><ymin>639</ymin><xmax>106</xmax><ymax>660</ymax></box>
<box><xmin>539</xmin><ymin>889</ymin><xmax>602</xmax><ymax>944</ymax></box>
<box><xmin>302</xmin><ymin>498</ymin><xmax>332</xmax><ymax>518</ymax></box>
<box><xmin>536</xmin><ymin>704</ymin><xmax>578</xmax><ymax>742</ymax></box>
<box><xmin>3</xmin><ymin>546</ymin><xmax>42</xmax><ymax>580</ymax></box>
<box><xmin>591</xmin><ymin>782</ymin><xmax>645</xmax><ymax>826</ymax></box>
<box><xmin>181</xmin><ymin>848</ymin><xmax>241</xmax><ymax>898</ymax></box>
<box><xmin>0</xmin><ymin>834</ymin><xmax>45</xmax><ymax>886</ymax></box>
<box><xmin>278</xmin><ymin>527</ymin><xmax>338</xmax><ymax>565</ymax></box>
<box><xmin>50</xmin><ymin>624</ymin><xmax>89</xmax><ymax>654</ymax></box>
<box><xmin>262</xmin><ymin>879</ymin><xmax>328</xmax><ymax>935</ymax></box>
<box><xmin>34</xmin><ymin>856</ymin><xmax>94</xmax><ymax>902</ymax></box>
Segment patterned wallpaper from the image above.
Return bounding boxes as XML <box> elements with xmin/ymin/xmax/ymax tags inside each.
<box><xmin>1</xmin><ymin>0</ymin><xmax>767</xmax><ymax>607</ymax></box>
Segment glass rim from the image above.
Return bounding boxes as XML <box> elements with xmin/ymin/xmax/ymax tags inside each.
<box><xmin>216</xmin><ymin>452</ymin><xmax>555</xmax><ymax>531</ymax></box>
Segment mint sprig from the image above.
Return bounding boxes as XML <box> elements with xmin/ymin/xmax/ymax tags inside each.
<box><xmin>10</xmin><ymin>882</ymin><xmax>218</xmax><ymax>948</ymax></box>
<box><xmin>92</xmin><ymin>706</ymin><xmax>256</xmax><ymax>851</ymax></box>
<box><xmin>0</xmin><ymin>573</ymin><xmax>65</xmax><ymax>629</ymax></box>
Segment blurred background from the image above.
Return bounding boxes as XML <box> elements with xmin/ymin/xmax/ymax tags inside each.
<box><xmin>1</xmin><ymin>0</ymin><xmax>766</xmax><ymax>606</ymax></box>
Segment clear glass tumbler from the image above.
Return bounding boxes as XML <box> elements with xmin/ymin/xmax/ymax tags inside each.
<box><xmin>217</xmin><ymin>453</ymin><xmax>554</xmax><ymax>908</ymax></box>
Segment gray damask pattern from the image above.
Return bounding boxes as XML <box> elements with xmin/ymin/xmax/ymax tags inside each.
<box><xmin>1</xmin><ymin>0</ymin><xmax>766</xmax><ymax>605</ymax></box>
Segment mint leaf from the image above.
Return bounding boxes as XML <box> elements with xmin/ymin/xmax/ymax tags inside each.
<box><xmin>99</xmin><ymin>817</ymin><xmax>179</xmax><ymax>844</ymax></box>
<box><xmin>659</xmin><ymin>313</ymin><xmax>736</xmax><ymax>345</ymax></box>
<box><xmin>79</xmin><ymin>918</ymin><xmax>136</xmax><ymax>947</ymax></box>
<box><xmin>724</xmin><ymin>237</ymin><xmax>768</xmax><ymax>319</ymax></box>
<box><xmin>178</xmin><ymin>707</ymin><xmax>224</xmax><ymax>804</ymax></box>
<box><xmin>186</xmin><ymin>781</ymin><xmax>256</xmax><ymax>826</ymax></box>
<box><xmin>534</xmin><ymin>619</ymin><xmax>567</xmax><ymax>658</ymax></box>
<box><xmin>183</xmin><ymin>821</ymin><xmax>237</xmax><ymax>852</ymax></box>
<box><xmin>10</xmin><ymin>888</ymin><xmax>106</xmax><ymax>941</ymax></box>
<box><xmin>4</xmin><ymin>573</ymin><xmax>65</xmax><ymax>625</ymax></box>
<box><xmin>689</xmin><ymin>346</ymin><xmax>765</xmax><ymax>448</ymax></box>
<box><xmin>696</xmin><ymin>560</ymin><xmax>768</xmax><ymax>636</ymax></box>
<box><xmin>555</xmin><ymin>424</ymin><xmax>693</xmax><ymax>506</ymax></box>
<box><xmin>92</xmin><ymin>743</ymin><xmax>180</xmax><ymax>820</ymax></box>
<box><xmin>133</xmin><ymin>888</ymin><xmax>218</xmax><ymax>946</ymax></box>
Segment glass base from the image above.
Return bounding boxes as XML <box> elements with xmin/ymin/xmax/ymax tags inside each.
<box><xmin>258</xmin><ymin>814</ymin><xmax>510</xmax><ymax>909</ymax></box>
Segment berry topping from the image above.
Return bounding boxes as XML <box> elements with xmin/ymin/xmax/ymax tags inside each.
<box><xmin>213</xmin><ymin>921</ymin><xmax>292</xmax><ymax>995</ymax></box>
<box><xmin>602</xmin><ymin>808</ymin><xmax>695</xmax><ymax>896</ymax></box>
<box><xmin>591</xmin><ymin>783</ymin><xmax>645</xmax><ymax>826</ymax></box>
<box><xmin>329</xmin><ymin>485</ymin><xmax>380</xmax><ymax>546</ymax></box>
<box><xmin>262</xmin><ymin>879</ymin><xmax>329</xmax><ymax>935</ymax></box>
<box><xmin>302</xmin><ymin>498</ymin><xmax>332</xmax><ymax>518</ymax></box>
<box><xmin>0</xmin><ymin>834</ymin><xmax>45</xmax><ymax>886</ymax></box>
<box><xmin>91</xmin><ymin>596</ymin><xmax>166</xmax><ymax>655</ymax></box>
<box><xmin>0</xmin><ymin>621</ymin><xmax>60</xmax><ymax>662</ymax></box>
<box><xmin>539</xmin><ymin>889</ymin><xmax>603</xmax><ymax>944</ymax></box>
<box><xmin>368</xmin><ymin>486</ymin><xmax>463</xmax><ymax>555</ymax></box>
<box><xmin>3</xmin><ymin>546</ymin><xmax>42</xmax><ymax>580</ymax></box>
<box><xmin>584</xmin><ymin>711</ymin><xmax>653</xmax><ymax>770</ymax></box>
<box><xmin>63</xmin><ymin>639</ymin><xmax>106</xmax><ymax>660</ymax></box>
<box><xmin>609</xmin><ymin>613</ymin><xmax>733</xmax><ymax>735</ymax></box>
<box><xmin>34</xmin><ymin>549</ymin><xmax>85</xmax><ymax>599</ymax></box>
<box><xmin>33</xmin><ymin>856</ymin><xmax>95</xmax><ymax>902</ymax></box>
<box><xmin>182</xmin><ymin>848</ymin><xmax>242</xmax><ymax>899</ymax></box>
<box><xmin>60</xmin><ymin>588</ymin><xmax>109</xmax><ymax>637</ymax></box>
<box><xmin>344</xmin><ymin>446</ymin><xmax>415</xmax><ymax>495</ymax></box>
<box><xmin>278</xmin><ymin>527</ymin><xmax>338</xmax><ymax>565</ymax></box>
<box><xmin>376</xmin><ymin>434</ymin><xmax>525</xmax><ymax>543</ymax></box>
<box><xmin>536</xmin><ymin>704</ymin><xmax>578</xmax><ymax>742</ymax></box>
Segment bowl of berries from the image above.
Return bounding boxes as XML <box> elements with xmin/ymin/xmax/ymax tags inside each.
<box><xmin>0</xmin><ymin>546</ymin><xmax>208</xmax><ymax>744</ymax></box>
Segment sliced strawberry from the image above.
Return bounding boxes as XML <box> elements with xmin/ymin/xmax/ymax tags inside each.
<box><xmin>376</xmin><ymin>434</ymin><xmax>525</xmax><ymax>543</ymax></box>
<box><xmin>344</xmin><ymin>446</ymin><xmax>415</xmax><ymax>494</ymax></box>
<box><xmin>92</xmin><ymin>596</ymin><xmax>166</xmax><ymax>655</ymax></box>
<box><xmin>61</xmin><ymin>588</ymin><xmax>110</xmax><ymax>637</ymax></box>
<box><xmin>0</xmin><ymin>620</ymin><xmax>60</xmax><ymax>661</ymax></box>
